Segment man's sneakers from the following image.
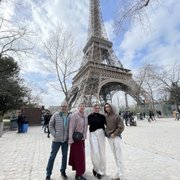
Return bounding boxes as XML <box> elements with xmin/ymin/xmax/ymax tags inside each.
<box><xmin>92</xmin><ymin>169</ymin><xmax>102</xmax><ymax>179</ymax></box>
<box><xmin>45</xmin><ymin>176</ymin><xmax>50</xmax><ymax>180</ymax></box>
<box><xmin>61</xmin><ymin>171</ymin><xmax>68</xmax><ymax>179</ymax></box>
<box><xmin>46</xmin><ymin>171</ymin><xmax>68</xmax><ymax>180</ymax></box>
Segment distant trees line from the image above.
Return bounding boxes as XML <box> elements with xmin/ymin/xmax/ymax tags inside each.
<box><xmin>135</xmin><ymin>63</ymin><xmax>180</xmax><ymax>111</ymax></box>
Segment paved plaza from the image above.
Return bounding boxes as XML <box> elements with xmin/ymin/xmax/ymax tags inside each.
<box><xmin>0</xmin><ymin>118</ymin><xmax>180</xmax><ymax>180</ymax></box>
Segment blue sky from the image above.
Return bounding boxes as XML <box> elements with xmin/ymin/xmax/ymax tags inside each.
<box><xmin>1</xmin><ymin>0</ymin><xmax>180</xmax><ymax>108</ymax></box>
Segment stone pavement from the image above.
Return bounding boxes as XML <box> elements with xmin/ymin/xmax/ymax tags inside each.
<box><xmin>0</xmin><ymin>118</ymin><xmax>180</xmax><ymax>180</ymax></box>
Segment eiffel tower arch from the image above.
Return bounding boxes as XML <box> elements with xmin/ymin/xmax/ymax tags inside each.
<box><xmin>68</xmin><ymin>0</ymin><xmax>150</xmax><ymax>108</ymax></box>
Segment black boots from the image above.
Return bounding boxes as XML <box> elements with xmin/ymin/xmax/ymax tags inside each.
<box><xmin>92</xmin><ymin>169</ymin><xmax>102</xmax><ymax>179</ymax></box>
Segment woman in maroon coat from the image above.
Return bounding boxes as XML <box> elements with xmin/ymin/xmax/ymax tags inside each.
<box><xmin>68</xmin><ymin>103</ymin><xmax>88</xmax><ymax>180</ymax></box>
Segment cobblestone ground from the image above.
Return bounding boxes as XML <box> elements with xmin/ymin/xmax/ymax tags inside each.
<box><xmin>0</xmin><ymin>118</ymin><xmax>180</xmax><ymax>180</ymax></box>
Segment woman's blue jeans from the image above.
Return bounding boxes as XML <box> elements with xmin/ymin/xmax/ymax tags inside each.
<box><xmin>46</xmin><ymin>141</ymin><xmax>68</xmax><ymax>177</ymax></box>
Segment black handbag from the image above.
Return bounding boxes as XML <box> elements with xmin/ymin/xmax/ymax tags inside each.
<box><xmin>72</xmin><ymin>131</ymin><xmax>83</xmax><ymax>141</ymax></box>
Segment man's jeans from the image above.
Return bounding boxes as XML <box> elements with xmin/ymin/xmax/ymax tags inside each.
<box><xmin>46</xmin><ymin>141</ymin><xmax>68</xmax><ymax>177</ymax></box>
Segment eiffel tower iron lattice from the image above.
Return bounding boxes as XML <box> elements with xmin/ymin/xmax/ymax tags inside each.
<box><xmin>67</xmin><ymin>0</ymin><xmax>150</xmax><ymax>108</ymax></box>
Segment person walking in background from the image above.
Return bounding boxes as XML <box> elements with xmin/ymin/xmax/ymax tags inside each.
<box><xmin>17</xmin><ymin>111</ymin><xmax>23</xmax><ymax>133</ymax></box>
<box><xmin>175</xmin><ymin>109</ymin><xmax>180</xmax><ymax>121</ymax></box>
<box><xmin>172</xmin><ymin>109</ymin><xmax>177</xmax><ymax>120</ymax></box>
<box><xmin>88</xmin><ymin>104</ymin><xmax>106</xmax><ymax>179</ymax></box>
<box><xmin>45</xmin><ymin>101</ymin><xmax>71</xmax><ymax>180</ymax></box>
<box><xmin>44</xmin><ymin>111</ymin><xmax>52</xmax><ymax>138</ymax></box>
<box><xmin>148</xmin><ymin>110</ymin><xmax>155</xmax><ymax>123</ymax></box>
<box><xmin>123</xmin><ymin>111</ymin><xmax>129</xmax><ymax>126</ymax></box>
<box><xmin>68</xmin><ymin>103</ymin><xmax>88</xmax><ymax>180</ymax></box>
<box><xmin>104</xmin><ymin>103</ymin><xmax>125</xmax><ymax>180</ymax></box>
<box><xmin>143</xmin><ymin>112</ymin><xmax>146</xmax><ymax>119</ymax></box>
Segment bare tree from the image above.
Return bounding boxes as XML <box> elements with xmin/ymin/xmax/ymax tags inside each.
<box><xmin>114</xmin><ymin>0</ymin><xmax>157</xmax><ymax>33</ymax></box>
<box><xmin>150</xmin><ymin>62</ymin><xmax>180</xmax><ymax>110</ymax></box>
<box><xmin>136</xmin><ymin>62</ymin><xmax>180</xmax><ymax>111</ymax></box>
<box><xmin>42</xmin><ymin>24</ymin><xmax>80</xmax><ymax>102</ymax></box>
<box><xmin>0</xmin><ymin>18</ymin><xmax>34</xmax><ymax>59</ymax></box>
<box><xmin>135</xmin><ymin>63</ymin><xmax>160</xmax><ymax>112</ymax></box>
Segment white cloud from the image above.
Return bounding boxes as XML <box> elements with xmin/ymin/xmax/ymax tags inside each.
<box><xmin>118</xmin><ymin>0</ymin><xmax>180</xmax><ymax>70</ymax></box>
<box><xmin>39</xmin><ymin>85</ymin><xmax>65</xmax><ymax>108</ymax></box>
<box><xmin>0</xmin><ymin>1</ymin><xmax>15</xmax><ymax>20</ymax></box>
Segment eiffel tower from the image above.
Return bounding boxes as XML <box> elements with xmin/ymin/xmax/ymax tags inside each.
<box><xmin>68</xmin><ymin>0</ymin><xmax>149</xmax><ymax>108</ymax></box>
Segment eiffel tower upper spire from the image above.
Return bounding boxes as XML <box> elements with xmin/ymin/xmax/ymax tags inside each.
<box><xmin>87</xmin><ymin>0</ymin><xmax>108</xmax><ymax>40</ymax></box>
<box><xmin>82</xmin><ymin>0</ymin><xmax>123</xmax><ymax>68</ymax></box>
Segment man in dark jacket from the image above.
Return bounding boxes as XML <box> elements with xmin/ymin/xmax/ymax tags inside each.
<box><xmin>17</xmin><ymin>111</ymin><xmax>23</xmax><ymax>133</ymax></box>
<box><xmin>43</xmin><ymin>112</ymin><xmax>52</xmax><ymax>138</ymax></box>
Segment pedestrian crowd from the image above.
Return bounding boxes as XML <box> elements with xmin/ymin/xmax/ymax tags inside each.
<box><xmin>120</xmin><ymin>111</ymin><xmax>136</xmax><ymax>126</ymax></box>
